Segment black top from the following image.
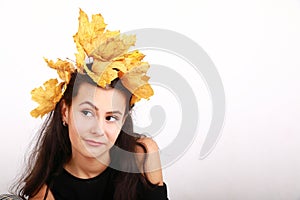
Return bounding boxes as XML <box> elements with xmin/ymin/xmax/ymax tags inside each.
<box><xmin>48</xmin><ymin>167</ymin><xmax>168</xmax><ymax>200</ymax></box>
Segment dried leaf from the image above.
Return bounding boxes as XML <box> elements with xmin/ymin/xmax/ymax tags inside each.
<box><xmin>84</xmin><ymin>62</ymin><xmax>118</xmax><ymax>87</ymax></box>
<box><xmin>73</xmin><ymin>9</ymin><xmax>136</xmax><ymax>66</ymax></box>
<box><xmin>91</xmin><ymin>60</ymin><xmax>111</xmax><ymax>74</ymax></box>
<box><xmin>44</xmin><ymin>58</ymin><xmax>75</xmax><ymax>83</ymax></box>
<box><xmin>121</xmin><ymin>63</ymin><xmax>154</xmax><ymax>104</ymax></box>
<box><xmin>114</xmin><ymin>50</ymin><xmax>145</xmax><ymax>66</ymax></box>
<box><xmin>73</xmin><ymin>37</ymin><xmax>86</xmax><ymax>71</ymax></box>
<box><xmin>73</xmin><ymin>8</ymin><xmax>107</xmax><ymax>61</ymax></box>
<box><xmin>130</xmin><ymin>95</ymin><xmax>140</xmax><ymax>105</ymax></box>
<box><xmin>108</xmin><ymin>61</ymin><xmax>127</xmax><ymax>74</ymax></box>
<box><xmin>30</xmin><ymin>79</ymin><xmax>64</xmax><ymax>118</ymax></box>
<box><xmin>31</xmin><ymin>9</ymin><xmax>154</xmax><ymax>119</ymax></box>
<box><xmin>90</xmin><ymin>34</ymin><xmax>136</xmax><ymax>61</ymax></box>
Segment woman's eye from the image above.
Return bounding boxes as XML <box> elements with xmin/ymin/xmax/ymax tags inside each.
<box><xmin>106</xmin><ymin>116</ymin><xmax>118</xmax><ymax>122</ymax></box>
<box><xmin>82</xmin><ymin>110</ymin><xmax>93</xmax><ymax>117</ymax></box>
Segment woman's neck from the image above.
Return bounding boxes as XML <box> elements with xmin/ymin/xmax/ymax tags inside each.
<box><xmin>64</xmin><ymin>151</ymin><xmax>111</xmax><ymax>179</ymax></box>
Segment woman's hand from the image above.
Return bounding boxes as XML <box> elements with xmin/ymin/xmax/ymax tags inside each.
<box><xmin>136</xmin><ymin>137</ymin><xmax>164</xmax><ymax>186</ymax></box>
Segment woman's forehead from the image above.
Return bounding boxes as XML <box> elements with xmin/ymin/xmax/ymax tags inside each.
<box><xmin>74</xmin><ymin>82</ymin><xmax>127</xmax><ymax>111</ymax></box>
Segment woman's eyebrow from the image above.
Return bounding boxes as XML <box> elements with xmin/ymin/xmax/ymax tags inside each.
<box><xmin>79</xmin><ymin>101</ymin><xmax>123</xmax><ymax>115</ymax></box>
<box><xmin>106</xmin><ymin>111</ymin><xmax>123</xmax><ymax>116</ymax></box>
<box><xmin>79</xmin><ymin>101</ymin><xmax>99</xmax><ymax>110</ymax></box>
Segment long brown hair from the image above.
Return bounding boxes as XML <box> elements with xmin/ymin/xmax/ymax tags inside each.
<box><xmin>12</xmin><ymin>71</ymin><xmax>154</xmax><ymax>200</ymax></box>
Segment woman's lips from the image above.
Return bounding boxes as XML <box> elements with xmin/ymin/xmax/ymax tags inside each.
<box><xmin>84</xmin><ymin>139</ymin><xmax>104</xmax><ymax>147</ymax></box>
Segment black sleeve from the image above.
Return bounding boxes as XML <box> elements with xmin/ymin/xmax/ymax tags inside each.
<box><xmin>138</xmin><ymin>182</ymin><xmax>169</xmax><ymax>200</ymax></box>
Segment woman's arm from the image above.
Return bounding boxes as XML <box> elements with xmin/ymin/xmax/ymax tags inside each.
<box><xmin>136</xmin><ymin>137</ymin><xmax>164</xmax><ymax>186</ymax></box>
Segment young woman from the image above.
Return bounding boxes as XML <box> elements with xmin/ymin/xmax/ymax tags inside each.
<box><xmin>12</xmin><ymin>9</ymin><xmax>168</xmax><ymax>200</ymax></box>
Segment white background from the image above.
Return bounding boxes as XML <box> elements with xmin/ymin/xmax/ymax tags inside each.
<box><xmin>0</xmin><ymin>0</ymin><xmax>300</xmax><ymax>199</ymax></box>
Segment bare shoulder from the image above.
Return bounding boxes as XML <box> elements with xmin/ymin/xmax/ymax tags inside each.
<box><xmin>136</xmin><ymin>137</ymin><xmax>164</xmax><ymax>186</ymax></box>
<box><xmin>29</xmin><ymin>185</ymin><xmax>55</xmax><ymax>200</ymax></box>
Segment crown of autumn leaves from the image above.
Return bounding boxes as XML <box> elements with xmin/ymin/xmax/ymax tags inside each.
<box><xmin>30</xmin><ymin>9</ymin><xmax>154</xmax><ymax>118</ymax></box>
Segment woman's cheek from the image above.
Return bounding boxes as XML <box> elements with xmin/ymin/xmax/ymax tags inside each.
<box><xmin>72</xmin><ymin>114</ymin><xmax>93</xmax><ymax>136</ymax></box>
<box><xmin>106</xmin><ymin>123</ymin><xmax>122</xmax><ymax>144</ymax></box>
<box><xmin>74</xmin><ymin>121</ymin><xmax>89</xmax><ymax>136</ymax></box>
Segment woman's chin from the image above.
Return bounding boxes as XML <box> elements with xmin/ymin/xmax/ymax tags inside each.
<box><xmin>85</xmin><ymin>149</ymin><xmax>111</xmax><ymax>164</ymax></box>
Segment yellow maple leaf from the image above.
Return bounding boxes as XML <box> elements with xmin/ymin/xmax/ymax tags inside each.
<box><xmin>130</xmin><ymin>95</ymin><xmax>140</xmax><ymax>105</ymax></box>
<box><xmin>90</xmin><ymin>34</ymin><xmax>136</xmax><ymax>62</ymax></box>
<box><xmin>73</xmin><ymin>8</ymin><xmax>107</xmax><ymax>65</ymax></box>
<box><xmin>73</xmin><ymin>37</ymin><xmax>86</xmax><ymax>72</ymax></box>
<box><xmin>44</xmin><ymin>58</ymin><xmax>75</xmax><ymax>83</ymax></box>
<box><xmin>114</xmin><ymin>50</ymin><xmax>145</xmax><ymax>64</ymax></box>
<box><xmin>30</xmin><ymin>9</ymin><xmax>155</xmax><ymax>118</ymax></box>
<box><xmin>121</xmin><ymin>63</ymin><xmax>154</xmax><ymax>104</ymax></box>
<box><xmin>83</xmin><ymin>62</ymin><xmax>118</xmax><ymax>87</ymax></box>
<box><xmin>84</xmin><ymin>57</ymin><xmax>129</xmax><ymax>88</ymax></box>
<box><xmin>113</xmin><ymin>50</ymin><xmax>147</xmax><ymax>75</ymax></box>
<box><xmin>73</xmin><ymin>9</ymin><xmax>136</xmax><ymax>67</ymax></box>
<box><xmin>30</xmin><ymin>79</ymin><xmax>64</xmax><ymax>118</ymax></box>
<box><xmin>108</xmin><ymin>61</ymin><xmax>127</xmax><ymax>74</ymax></box>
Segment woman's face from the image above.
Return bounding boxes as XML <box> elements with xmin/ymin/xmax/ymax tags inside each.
<box><xmin>62</xmin><ymin>82</ymin><xmax>127</xmax><ymax>162</ymax></box>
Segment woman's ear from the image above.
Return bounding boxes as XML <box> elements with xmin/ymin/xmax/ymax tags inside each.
<box><xmin>61</xmin><ymin>100</ymin><xmax>69</xmax><ymax>125</ymax></box>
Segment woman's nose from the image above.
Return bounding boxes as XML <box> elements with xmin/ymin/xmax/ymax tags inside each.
<box><xmin>91</xmin><ymin>118</ymin><xmax>105</xmax><ymax>136</ymax></box>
